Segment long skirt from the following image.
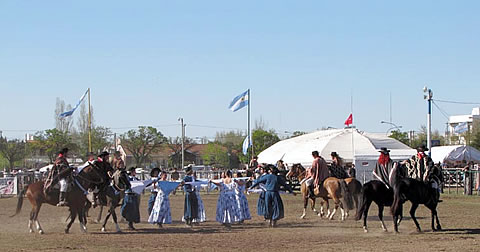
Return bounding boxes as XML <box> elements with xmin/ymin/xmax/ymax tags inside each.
<box><xmin>236</xmin><ymin>192</ymin><xmax>251</xmax><ymax>221</ymax></box>
<box><xmin>148</xmin><ymin>193</ymin><xmax>172</xmax><ymax>224</ymax></box>
<box><xmin>183</xmin><ymin>191</ymin><xmax>206</xmax><ymax>223</ymax></box>
<box><xmin>121</xmin><ymin>193</ymin><xmax>140</xmax><ymax>223</ymax></box>
<box><xmin>147</xmin><ymin>192</ymin><xmax>157</xmax><ymax>216</ymax></box>
<box><xmin>264</xmin><ymin>191</ymin><xmax>284</xmax><ymax>221</ymax></box>
<box><xmin>257</xmin><ymin>191</ymin><xmax>266</xmax><ymax>216</ymax></box>
<box><xmin>216</xmin><ymin>192</ymin><xmax>242</xmax><ymax>224</ymax></box>
<box><xmin>183</xmin><ymin>191</ymin><xmax>199</xmax><ymax>221</ymax></box>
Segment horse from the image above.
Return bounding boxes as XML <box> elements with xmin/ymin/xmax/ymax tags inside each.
<box><xmin>11</xmin><ymin>165</ymin><xmax>104</xmax><ymax>234</ymax></box>
<box><xmin>391</xmin><ymin>165</ymin><xmax>443</xmax><ymax>233</ymax></box>
<box><xmin>98</xmin><ymin>168</ymin><xmax>131</xmax><ymax>233</ymax></box>
<box><xmin>355</xmin><ymin>162</ymin><xmax>407</xmax><ymax>233</ymax></box>
<box><xmin>286</xmin><ymin>163</ymin><xmax>355</xmax><ymax>220</ymax></box>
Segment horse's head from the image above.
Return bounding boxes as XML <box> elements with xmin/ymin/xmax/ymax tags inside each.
<box><xmin>79</xmin><ymin>164</ymin><xmax>105</xmax><ymax>187</ymax></box>
<box><xmin>286</xmin><ymin>163</ymin><xmax>305</xmax><ymax>180</ymax></box>
<box><xmin>113</xmin><ymin>169</ymin><xmax>131</xmax><ymax>191</ymax></box>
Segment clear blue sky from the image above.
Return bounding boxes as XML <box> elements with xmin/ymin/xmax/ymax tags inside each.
<box><xmin>1</xmin><ymin>1</ymin><xmax>479</xmax><ymax>140</ymax></box>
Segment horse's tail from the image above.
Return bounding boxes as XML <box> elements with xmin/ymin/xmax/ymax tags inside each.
<box><xmin>354</xmin><ymin>185</ymin><xmax>367</xmax><ymax>221</ymax></box>
<box><xmin>10</xmin><ymin>186</ymin><xmax>27</xmax><ymax>217</ymax></box>
<box><xmin>391</xmin><ymin>181</ymin><xmax>404</xmax><ymax>217</ymax></box>
<box><xmin>340</xmin><ymin>179</ymin><xmax>354</xmax><ymax>210</ymax></box>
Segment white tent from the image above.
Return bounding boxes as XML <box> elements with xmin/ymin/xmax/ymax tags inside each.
<box><xmin>257</xmin><ymin>128</ymin><xmax>416</xmax><ymax>182</ymax></box>
<box><xmin>431</xmin><ymin>145</ymin><xmax>480</xmax><ymax>164</ymax></box>
<box><xmin>39</xmin><ymin>164</ymin><xmax>53</xmax><ymax>173</ymax></box>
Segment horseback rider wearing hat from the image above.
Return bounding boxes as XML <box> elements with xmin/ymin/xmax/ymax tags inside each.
<box><xmin>372</xmin><ymin>147</ymin><xmax>398</xmax><ymax>189</ymax></box>
<box><xmin>44</xmin><ymin>148</ymin><xmax>72</xmax><ymax>207</ymax></box>
<box><xmin>406</xmin><ymin>145</ymin><xmax>434</xmax><ymax>182</ymax></box>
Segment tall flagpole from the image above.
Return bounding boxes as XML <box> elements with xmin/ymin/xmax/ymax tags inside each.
<box><xmin>88</xmin><ymin>88</ymin><xmax>92</xmax><ymax>152</ymax></box>
<box><xmin>350</xmin><ymin>92</ymin><xmax>355</xmax><ymax>164</ymax></box>
<box><xmin>248</xmin><ymin>89</ymin><xmax>252</xmax><ymax>161</ymax></box>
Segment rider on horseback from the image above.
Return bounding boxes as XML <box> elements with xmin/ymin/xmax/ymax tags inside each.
<box><xmin>112</xmin><ymin>151</ymin><xmax>125</xmax><ymax>171</ymax></box>
<box><xmin>44</xmin><ymin>147</ymin><xmax>72</xmax><ymax>207</ymax></box>
<box><xmin>372</xmin><ymin>147</ymin><xmax>397</xmax><ymax>189</ymax></box>
<box><xmin>305</xmin><ymin>151</ymin><xmax>329</xmax><ymax>198</ymax></box>
<box><xmin>329</xmin><ymin>152</ymin><xmax>348</xmax><ymax>179</ymax></box>
<box><xmin>91</xmin><ymin>151</ymin><xmax>113</xmax><ymax>206</ymax></box>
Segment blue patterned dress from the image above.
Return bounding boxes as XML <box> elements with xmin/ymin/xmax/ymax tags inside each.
<box><xmin>148</xmin><ymin>181</ymin><xmax>180</xmax><ymax>224</ymax></box>
<box><xmin>216</xmin><ymin>182</ymin><xmax>242</xmax><ymax>224</ymax></box>
<box><xmin>235</xmin><ymin>184</ymin><xmax>251</xmax><ymax>221</ymax></box>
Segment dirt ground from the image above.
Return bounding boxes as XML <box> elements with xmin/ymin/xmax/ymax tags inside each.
<box><xmin>0</xmin><ymin>191</ymin><xmax>479</xmax><ymax>252</ymax></box>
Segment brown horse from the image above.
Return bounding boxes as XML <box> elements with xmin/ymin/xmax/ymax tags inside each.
<box><xmin>11</xmin><ymin>165</ymin><xmax>104</xmax><ymax>234</ymax></box>
<box><xmin>287</xmin><ymin>164</ymin><xmax>356</xmax><ymax>220</ymax></box>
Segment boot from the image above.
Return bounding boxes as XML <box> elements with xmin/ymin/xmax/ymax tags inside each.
<box><xmin>309</xmin><ymin>185</ymin><xmax>316</xmax><ymax>198</ymax></box>
<box><xmin>57</xmin><ymin>192</ymin><xmax>68</xmax><ymax>207</ymax></box>
<box><xmin>128</xmin><ymin>222</ymin><xmax>135</xmax><ymax>230</ymax></box>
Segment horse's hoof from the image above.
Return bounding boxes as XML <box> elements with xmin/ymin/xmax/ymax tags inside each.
<box><xmin>383</xmin><ymin>229</ymin><xmax>388</xmax><ymax>232</ymax></box>
<box><xmin>39</xmin><ymin>230</ymin><xmax>44</xmax><ymax>235</ymax></box>
<box><xmin>363</xmin><ymin>227</ymin><xmax>368</xmax><ymax>233</ymax></box>
<box><xmin>29</xmin><ymin>229</ymin><xmax>34</xmax><ymax>233</ymax></box>
<box><xmin>416</xmin><ymin>228</ymin><xmax>422</xmax><ymax>233</ymax></box>
<box><xmin>300</xmin><ymin>215</ymin><xmax>306</xmax><ymax>219</ymax></box>
<box><xmin>437</xmin><ymin>225</ymin><xmax>442</xmax><ymax>231</ymax></box>
<box><xmin>101</xmin><ymin>227</ymin><xmax>106</xmax><ymax>232</ymax></box>
<box><xmin>65</xmin><ymin>229</ymin><xmax>69</xmax><ymax>234</ymax></box>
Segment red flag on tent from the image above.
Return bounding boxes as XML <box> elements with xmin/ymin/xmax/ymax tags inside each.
<box><xmin>344</xmin><ymin>113</ymin><xmax>353</xmax><ymax>126</ymax></box>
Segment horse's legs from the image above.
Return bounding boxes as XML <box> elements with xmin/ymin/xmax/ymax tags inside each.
<box><xmin>362</xmin><ymin>199</ymin><xmax>372</xmax><ymax>233</ymax></box>
<box><xmin>110</xmin><ymin>206</ymin><xmax>121</xmax><ymax>233</ymax></box>
<box><xmin>378</xmin><ymin>204</ymin><xmax>387</xmax><ymax>232</ymax></box>
<box><xmin>33</xmin><ymin>203</ymin><xmax>44</xmax><ymax>234</ymax></box>
<box><xmin>409</xmin><ymin>203</ymin><xmax>421</xmax><ymax>232</ymax></box>
<box><xmin>28</xmin><ymin>207</ymin><xmax>36</xmax><ymax>233</ymax></box>
<box><xmin>311</xmin><ymin>198</ymin><xmax>320</xmax><ymax>217</ymax></box>
<box><xmin>78</xmin><ymin>208</ymin><xmax>87</xmax><ymax>233</ymax></box>
<box><xmin>328</xmin><ymin>198</ymin><xmax>340</xmax><ymax>220</ymax></box>
<box><xmin>65</xmin><ymin>209</ymin><xmax>77</xmax><ymax>234</ymax></box>
<box><xmin>300</xmin><ymin>195</ymin><xmax>308</xmax><ymax>219</ymax></box>
<box><xmin>434</xmin><ymin>209</ymin><xmax>442</xmax><ymax>231</ymax></box>
<box><xmin>96</xmin><ymin>205</ymin><xmax>103</xmax><ymax>223</ymax></box>
<box><xmin>101</xmin><ymin>208</ymin><xmax>112</xmax><ymax>232</ymax></box>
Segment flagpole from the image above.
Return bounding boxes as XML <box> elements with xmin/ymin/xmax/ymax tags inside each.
<box><xmin>248</xmin><ymin>89</ymin><xmax>252</xmax><ymax>162</ymax></box>
<box><xmin>88</xmin><ymin>88</ymin><xmax>92</xmax><ymax>152</ymax></box>
<box><xmin>350</xmin><ymin>93</ymin><xmax>355</xmax><ymax>165</ymax></box>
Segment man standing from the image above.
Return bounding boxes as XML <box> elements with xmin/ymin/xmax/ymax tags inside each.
<box><xmin>372</xmin><ymin>147</ymin><xmax>397</xmax><ymax>189</ymax></box>
<box><xmin>305</xmin><ymin>151</ymin><xmax>329</xmax><ymax>198</ymax></box>
<box><xmin>182</xmin><ymin>165</ymin><xmax>199</xmax><ymax>227</ymax></box>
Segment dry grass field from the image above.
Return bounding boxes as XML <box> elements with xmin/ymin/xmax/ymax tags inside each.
<box><xmin>0</xmin><ymin>192</ymin><xmax>479</xmax><ymax>252</ymax></box>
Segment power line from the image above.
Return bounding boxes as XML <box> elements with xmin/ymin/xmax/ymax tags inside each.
<box><xmin>432</xmin><ymin>101</ymin><xmax>450</xmax><ymax>120</ymax></box>
<box><xmin>433</xmin><ymin>99</ymin><xmax>480</xmax><ymax>105</ymax></box>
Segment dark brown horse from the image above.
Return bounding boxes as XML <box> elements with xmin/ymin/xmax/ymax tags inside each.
<box><xmin>99</xmin><ymin>169</ymin><xmax>130</xmax><ymax>233</ymax></box>
<box><xmin>11</xmin><ymin>165</ymin><xmax>104</xmax><ymax>234</ymax></box>
<box><xmin>286</xmin><ymin>164</ymin><xmax>356</xmax><ymax>220</ymax></box>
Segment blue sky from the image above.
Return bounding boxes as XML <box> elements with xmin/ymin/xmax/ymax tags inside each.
<box><xmin>1</xmin><ymin>1</ymin><xmax>479</xmax><ymax>140</ymax></box>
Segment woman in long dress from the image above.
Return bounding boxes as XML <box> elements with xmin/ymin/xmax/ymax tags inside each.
<box><xmin>148</xmin><ymin>171</ymin><xmax>181</xmax><ymax>227</ymax></box>
<box><xmin>211</xmin><ymin>170</ymin><xmax>242</xmax><ymax>229</ymax></box>
<box><xmin>182</xmin><ymin>172</ymin><xmax>207</xmax><ymax>224</ymax></box>
<box><xmin>147</xmin><ymin>168</ymin><xmax>161</xmax><ymax>216</ymax></box>
<box><xmin>235</xmin><ymin>172</ymin><xmax>251</xmax><ymax>223</ymax></box>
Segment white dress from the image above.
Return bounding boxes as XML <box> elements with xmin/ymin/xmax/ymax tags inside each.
<box><xmin>216</xmin><ymin>182</ymin><xmax>242</xmax><ymax>224</ymax></box>
<box><xmin>148</xmin><ymin>181</ymin><xmax>179</xmax><ymax>224</ymax></box>
<box><xmin>235</xmin><ymin>184</ymin><xmax>251</xmax><ymax>221</ymax></box>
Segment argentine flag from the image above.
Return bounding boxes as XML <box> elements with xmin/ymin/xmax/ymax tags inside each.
<box><xmin>242</xmin><ymin>134</ymin><xmax>252</xmax><ymax>155</ymax></box>
<box><xmin>228</xmin><ymin>90</ymin><xmax>249</xmax><ymax>112</ymax></box>
<box><xmin>59</xmin><ymin>89</ymin><xmax>89</xmax><ymax>117</ymax></box>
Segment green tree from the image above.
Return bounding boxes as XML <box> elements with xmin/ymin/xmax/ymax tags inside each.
<box><xmin>252</xmin><ymin>129</ymin><xmax>280</xmax><ymax>155</ymax></box>
<box><xmin>0</xmin><ymin>138</ymin><xmax>27</xmax><ymax>172</ymax></box>
<box><xmin>470</xmin><ymin>121</ymin><xmax>480</xmax><ymax>150</ymax></box>
<box><xmin>167</xmin><ymin>137</ymin><xmax>195</xmax><ymax>168</ymax></box>
<box><xmin>121</xmin><ymin>126</ymin><xmax>167</xmax><ymax>167</ymax></box>
<box><xmin>75</xmin><ymin>126</ymin><xmax>112</xmax><ymax>158</ymax></box>
<box><xmin>410</xmin><ymin>125</ymin><xmax>445</xmax><ymax>148</ymax></box>
<box><xmin>202</xmin><ymin>143</ymin><xmax>230</xmax><ymax>168</ymax></box>
<box><xmin>388</xmin><ymin>130</ymin><xmax>409</xmax><ymax>145</ymax></box>
<box><xmin>30</xmin><ymin>129</ymin><xmax>76</xmax><ymax>163</ymax></box>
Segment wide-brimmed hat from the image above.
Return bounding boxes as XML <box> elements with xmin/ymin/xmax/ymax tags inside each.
<box><xmin>59</xmin><ymin>148</ymin><xmax>69</xmax><ymax>155</ymax></box>
<box><xmin>416</xmin><ymin>144</ymin><xmax>429</xmax><ymax>152</ymax></box>
<box><xmin>128</xmin><ymin>167</ymin><xmax>136</xmax><ymax>173</ymax></box>
<box><xmin>331</xmin><ymin>152</ymin><xmax>339</xmax><ymax>157</ymax></box>
<box><xmin>184</xmin><ymin>164</ymin><xmax>193</xmax><ymax>173</ymax></box>
<box><xmin>98</xmin><ymin>151</ymin><xmax>110</xmax><ymax>157</ymax></box>
<box><xmin>378</xmin><ymin>147</ymin><xmax>390</xmax><ymax>154</ymax></box>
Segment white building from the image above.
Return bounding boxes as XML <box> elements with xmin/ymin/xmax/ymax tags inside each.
<box><xmin>448</xmin><ymin>107</ymin><xmax>480</xmax><ymax>144</ymax></box>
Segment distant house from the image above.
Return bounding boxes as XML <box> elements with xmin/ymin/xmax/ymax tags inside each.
<box><xmin>114</xmin><ymin>143</ymin><xmax>228</xmax><ymax>169</ymax></box>
<box><xmin>447</xmin><ymin>107</ymin><xmax>480</xmax><ymax>144</ymax></box>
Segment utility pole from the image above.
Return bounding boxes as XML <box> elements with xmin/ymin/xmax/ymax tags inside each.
<box><xmin>178</xmin><ymin>117</ymin><xmax>185</xmax><ymax>169</ymax></box>
<box><xmin>423</xmin><ymin>87</ymin><xmax>433</xmax><ymax>156</ymax></box>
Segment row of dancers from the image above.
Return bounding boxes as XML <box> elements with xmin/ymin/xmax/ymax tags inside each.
<box><xmin>140</xmin><ymin>164</ymin><xmax>293</xmax><ymax>229</ymax></box>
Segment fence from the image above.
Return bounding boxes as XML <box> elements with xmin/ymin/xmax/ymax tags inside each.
<box><xmin>442</xmin><ymin>168</ymin><xmax>480</xmax><ymax>196</ymax></box>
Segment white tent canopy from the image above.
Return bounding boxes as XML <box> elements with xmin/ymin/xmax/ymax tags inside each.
<box><xmin>431</xmin><ymin>145</ymin><xmax>480</xmax><ymax>164</ymax></box>
<box><xmin>257</xmin><ymin>128</ymin><xmax>416</xmax><ymax>182</ymax></box>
